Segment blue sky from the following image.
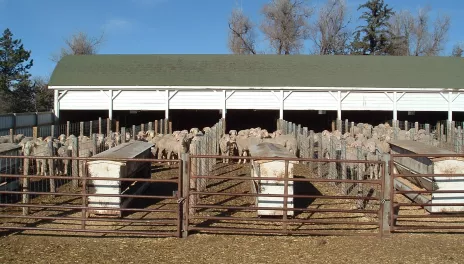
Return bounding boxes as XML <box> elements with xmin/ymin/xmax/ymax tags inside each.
<box><xmin>0</xmin><ymin>0</ymin><xmax>463</xmax><ymax>79</ymax></box>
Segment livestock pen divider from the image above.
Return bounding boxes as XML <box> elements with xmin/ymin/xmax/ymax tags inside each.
<box><xmin>0</xmin><ymin>155</ymin><xmax>183</xmax><ymax>237</ymax></box>
<box><xmin>185</xmin><ymin>155</ymin><xmax>385</xmax><ymax>237</ymax></box>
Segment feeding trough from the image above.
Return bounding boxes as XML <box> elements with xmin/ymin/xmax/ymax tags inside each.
<box><xmin>249</xmin><ymin>142</ymin><xmax>297</xmax><ymax>217</ymax></box>
<box><xmin>87</xmin><ymin>141</ymin><xmax>154</xmax><ymax>217</ymax></box>
<box><xmin>389</xmin><ymin>140</ymin><xmax>464</xmax><ymax>213</ymax></box>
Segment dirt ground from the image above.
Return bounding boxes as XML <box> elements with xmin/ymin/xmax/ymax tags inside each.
<box><xmin>1</xmin><ymin>233</ymin><xmax>464</xmax><ymax>264</ymax></box>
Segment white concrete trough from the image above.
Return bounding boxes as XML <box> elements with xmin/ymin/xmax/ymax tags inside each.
<box><xmin>389</xmin><ymin>140</ymin><xmax>464</xmax><ymax>213</ymax></box>
<box><xmin>249</xmin><ymin>142</ymin><xmax>297</xmax><ymax>217</ymax></box>
<box><xmin>87</xmin><ymin>141</ymin><xmax>154</xmax><ymax>218</ymax></box>
<box><xmin>0</xmin><ymin>143</ymin><xmax>22</xmax><ymax>193</ymax></box>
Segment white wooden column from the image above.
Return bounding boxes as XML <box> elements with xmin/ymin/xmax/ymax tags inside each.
<box><xmin>329</xmin><ymin>91</ymin><xmax>350</xmax><ymax>120</ymax></box>
<box><xmin>108</xmin><ymin>90</ymin><xmax>113</xmax><ymax>120</ymax></box>
<box><xmin>165</xmin><ymin>90</ymin><xmax>178</xmax><ymax>119</ymax></box>
<box><xmin>385</xmin><ymin>92</ymin><xmax>405</xmax><ymax>121</ymax></box>
<box><xmin>448</xmin><ymin>92</ymin><xmax>453</xmax><ymax>122</ymax></box>
<box><xmin>222</xmin><ymin>90</ymin><xmax>226</xmax><ymax>119</ymax></box>
<box><xmin>165</xmin><ymin>90</ymin><xmax>169</xmax><ymax>119</ymax></box>
<box><xmin>440</xmin><ymin>92</ymin><xmax>458</xmax><ymax>122</ymax></box>
<box><xmin>54</xmin><ymin>90</ymin><xmax>59</xmax><ymax>121</ymax></box>
<box><xmin>280</xmin><ymin>90</ymin><xmax>284</xmax><ymax>119</ymax></box>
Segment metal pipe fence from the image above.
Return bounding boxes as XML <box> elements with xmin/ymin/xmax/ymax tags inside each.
<box><xmin>0</xmin><ymin>156</ymin><xmax>182</xmax><ymax>237</ymax></box>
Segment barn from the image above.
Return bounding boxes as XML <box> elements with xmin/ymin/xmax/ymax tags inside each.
<box><xmin>48</xmin><ymin>54</ymin><xmax>464</xmax><ymax>131</ymax></box>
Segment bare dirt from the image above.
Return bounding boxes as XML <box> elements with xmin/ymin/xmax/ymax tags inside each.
<box><xmin>1</xmin><ymin>233</ymin><xmax>464</xmax><ymax>264</ymax></box>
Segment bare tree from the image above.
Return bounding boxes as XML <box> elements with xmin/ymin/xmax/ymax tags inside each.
<box><xmin>261</xmin><ymin>0</ymin><xmax>313</xmax><ymax>55</ymax></box>
<box><xmin>389</xmin><ymin>7</ymin><xmax>450</xmax><ymax>56</ymax></box>
<box><xmin>228</xmin><ymin>8</ymin><xmax>256</xmax><ymax>54</ymax></box>
<box><xmin>310</xmin><ymin>0</ymin><xmax>350</xmax><ymax>55</ymax></box>
<box><xmin>388</xmin><ymin>10</ymin><xmax>414</xmax><ymax>55</ymax></box>
<box><xmin>452</xmin><ymin>42</ymin><xmax>463</xmax><ymax>57</ymax></box>
<box><xmin>52</xmin><ymin>31</ymin><xmax>104</xmax><ymax>62</ymax></box>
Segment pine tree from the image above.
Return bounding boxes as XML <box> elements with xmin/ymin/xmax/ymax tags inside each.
<box><xmin>351</xmin><ymin>0</ymin><xmax>394</xmax><ymax>55</ymax></box>
<box><xmin>0</xmin><ymin>28</ymin><xmax>34</xmax><ymax>113</ymax></box>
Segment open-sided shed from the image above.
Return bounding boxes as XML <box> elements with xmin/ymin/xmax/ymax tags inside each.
<box><xmin>48</xmin><ymin>54</ymin><xmax>464</xmax><ymax>123</ymax></box>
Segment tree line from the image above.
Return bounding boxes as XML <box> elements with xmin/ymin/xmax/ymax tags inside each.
<box><xmin>0</xmin><ymin>29</ymin><xmax>103</xmax><ymax>114</ymax></box>
<box><xmin>228</xmin><ymin>0</ymin><xmax>463</xmax><ymax>57</ymax></box>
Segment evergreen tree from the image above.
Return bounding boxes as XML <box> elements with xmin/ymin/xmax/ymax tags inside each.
<box><xmin>0</xmin><ymin>28</ymin><xmax>34</xmax><ymax>113</ymax></box>
<box><xmin>351</xmin><ymin>0</ymin><xmax>394</xmax><ymax>55</ymax></box>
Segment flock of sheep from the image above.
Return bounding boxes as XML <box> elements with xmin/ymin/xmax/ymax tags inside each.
<box><xmin>0</xmin><ymin>121</ymin><xmax>440</xmax><ymax>182</ymax></box>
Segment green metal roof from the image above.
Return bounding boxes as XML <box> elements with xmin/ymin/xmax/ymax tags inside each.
<box><xmin>49</xmin><ymin>54</ymin><xmax>464</xmax><ymax>88</ymax></box>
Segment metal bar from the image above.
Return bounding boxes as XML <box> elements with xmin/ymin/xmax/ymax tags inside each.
<box><xmin>0</xmin><ymin>226</ymin><xmax>178</xmax><ymax>236</ymax></box>
<box><xmin>189</xmin><ymin>191</ymin><xmax>380</xmax><ymax>200</ymax></box>
<box><xmin>191</xmin><ymin>175</ymin><xmax>381</xmax><ymax>184</ymax></box>
<box><xmin>187</xmin><ymin>227</ymin><xmax>380</xmax><ymax>236</ymax></box>
<box><xmin>0</xmin><ymin>174</ymin><xmax>179</xmax><ymax>183</ymax></box>
<box><xmin>395</xmin><ymin>214</ymin><xmax>464</xmax><ymax>218</ymax></box>
<box><xmin>190</xmin><ymin>205</ymin><xmax>378</xmax><ymax>214</ymax></box>
<box><xmin>393</xmin><ymin>225</ymin><xmax>464</xmax><ymax>230</ymax></box>
<box><xmin>395</xmin><ymin>190</ymin><xmax>464</xmax><ymax>194</ymax></box>
<box><xmin>392</xmin><ymin>173</ymin><xmax>464</xmax><ymax>178</ymax></box>
<box><xmin>396</xmin><ymin>202</ymin><xmax>464</xmax><ymax>206</ymax></box>
<box><xmin>190</xmin><ymin>155</ymin><xmax>384</xmax><ymax>164</ymax></box>
<box><xmin>391</xmin><ymin>154</ymin><xmax>464</xmax><ymax>158</ymax></box>
<box><xmin>0</xmin><ymin>204</ymin><xmax>177</xmax><ymax>212</ymax></box>
<box><xmin>189</xmin><ymin>216</ymin><xmax>379</xmax><ymax>225</ymax></box>
<box><xmin>0</xmin><ymin>214</ymin><xmax>178</xmax><ymax>224</ymax></box>
<box><xmin>0</xmin><ymin>155</ymin><xmax>182</xmax><ymax>162</ymax></box>
<box><xmin>0</xmin><ymin>191</ymin><xmax>177</xmax><ymax>199</ymax></box>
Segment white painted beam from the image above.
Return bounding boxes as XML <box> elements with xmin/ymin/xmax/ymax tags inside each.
<box><xmin>393</xmin><ymin>92</ymin><xmax>397</xmax><ymax>120</ymax></box>
<box><xmin>48</xmin><ymin>85</ymin><xmax>464</xmax><ymax>93</ymax></box>
<box><xmin>109</xmin><ymin>90</ymin><xmax>113</xmax><ymax>120</ymax></box>
<box><xmin>448</xmin><ymin>92</ymin><xmax>453</xmax><ymax>121</ymax></box>
<box><xmin>54</xmin><ymin>90</ymin><xmax>59</xmax><ymax>121</ymax></box>
<box><xmin>165</xmin><ymin>90</ymin><xmax>169</xmax><ymax>119</ymax></box>
<box><xmin>279</xmin><ymin>90</ymin><xmax>284</xmax><ymax>119</ymax></box>
<box><xmin>337</xmin><ymin>91</ymin><xmax>342</xmax><ymax>120</ymax></box>
<box><xmin>222</xmin><ymin>90</ymin><xmax>226</xmax><ymax>119</ymax></box>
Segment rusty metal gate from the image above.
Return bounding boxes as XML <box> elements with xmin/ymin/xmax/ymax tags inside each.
<box><xmin>389</xmin><ymin>154</ymin><xmax>464</xmax><ymax>233</ymax></box>
<box><xmin>0</xmin><ymin>155</ymin><xmax>182</xmax><ymax>237</ymax></box>
<box><xmin>184</xmin><ymin>155</ymin><xmax>385</xmax><ymax>237</ymax></box>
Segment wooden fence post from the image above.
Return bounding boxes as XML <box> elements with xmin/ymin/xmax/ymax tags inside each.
<box><xmin>92</xmin><ymin>134</ymin><xmax>98</xmax><ymax>156</ymax></box>
<box><xmin>341</xmin><ymin>140</ymin><xmax>347</xmax><ymax>194</ymax></box>
<box><xmin>89</xmin><ymin>121</ymin><xmax>93</xmax><ymax>137</ymax></box>
<box><xmin>47</xmin><ymin>141</ymin><xmax>56</xmax><ymax>194</ymax></box>
<box><xmin>107</xmin><ymin>118</ymin><xmax>111</xmax><ymax>136</ymax></box>
<box><xmin>181</xmin><ymin>153</ymin><xmax>190</xmax><ymax>238</ymax></box>
<box><xmin>9</xmin><ymin>129</ymin><xmax>14</xmax><ymax>143</ymax></box>
<box><xmin>98</xmin><ymin>117</ymin><xmax>102</xmax><ymax>135</ymax></box>
<box><xmin>121</xmin><ymin>127</ymin><xmax>126</xmax><ymax>143</ymax></box>
<box><xmin>115</xmin><ymin>121</ymin><xmax>120</xmax><ymax>134</ymax></box>
<box><xmin>164</xmin><ymin>119</ymin><xmax>169</xmax><ymax>134</ymax></box>
<box><xmin>141</xmin><ymin>123</ymin><xmax>145</xmax><ymax>133</ymax></box>
<box><xmin>344</xmin><ymin>119</ymin><xmax>349</xmax><ymax>134</ymax></box>
<box><xmin>331</xmin><ymin>120</ymin><xmax>336</xmax><ymax>132</ymax></box>
<box><xmin>66</xmin><ymin>121</ymin><xmax>70</xmax><ymax>137</ymax></box>
<box><xmin>51</xmin><ymin>125</ymin><xmax>55</xmax><ymax>139</ymax></box>
<box><xmin>404</xmin><ymin>120</ymin><xmax>408</xmax><ymax>131</ymax></box>
<box><xmin>425</xmin><ymin>124</ymin><xmax>430</xmax><ymax>135</ymax></box>
<box><xmin>72</xmin><ymin>136</ymin><xmax>79</xmax><ymax>188</ymax></box>
<box><xmin>148</xmin><ymin>122</ymin><xmax>153</xmax><ymax>131</ymax></box>
<box><xmin>22</xmin><ymin>154</ymin><xmax>30</xmax><ymax>215</ymax></box>
<box><xmin>80</xmin><ymin>122</ymin><xmax>84</xmax><ymax>136</ymax></box>
<box><xmin>154</xmin><ymin>120</ymin><xmax>159</xmax><ymax>135</ymax></box>
<box><xmin>382</xmin><ymin>154</ymin><xmax>392</xmax><ymax>236</ymax></box>
<box><xmin>32</xmin><ymin>127</ymin><xmax>38</xmax><ymax>139</ymax></box>
<box><xmin>317</xmin><ymin>133</ymin><xmax>322</xmax><ymax>178</ymax></box>
<box><xmin>169</xmin><ymin>121</ymin><xmax>173</xmax><ymax>134</ymax></box>
<box><xmin>132</xmin><ymin>125</ymin><xmax>136</xmax><ymax>140</ymax></box>
<box><xmin>414</xmin><ymin>122</ymin><xmax>419</xmax><ymax>134</ymax></box>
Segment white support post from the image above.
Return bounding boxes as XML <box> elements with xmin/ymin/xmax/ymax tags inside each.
<box><xmin>54</xmin><ymin>90</ymin><xmax>59</xmax><ymax>122</ymax></box>
<box><xmin>448</xmin><ymin>92</ymin><xmax>453</xmax><ymax>122</ymax></box>
<box><xmin>108</xmin><ymin>90</ymin><xmax>113</xmax><ymax>120</ymax></box>
<box><xmin>337</xmin><ymin>91</ymin><xmax>342</xmax><ymax>120</ymax></box>
<box><xmin>280</xmin><ymin>90</ymin><xmax>284</xmax><ymax>120</ymax></box>
<box><xmin>393</xmin><ymin>92</ymin><xmax>397</xmax><ymax>121</ymax></box>
<box><xmin>222</xmin><ymin>90</ymin><xmax>226</xmax><ymax>119</ymax></box>
<box><xmin>165</xmin><ymin>90</ymin><xmax>169</xmax><ymax>119</ymax></box>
